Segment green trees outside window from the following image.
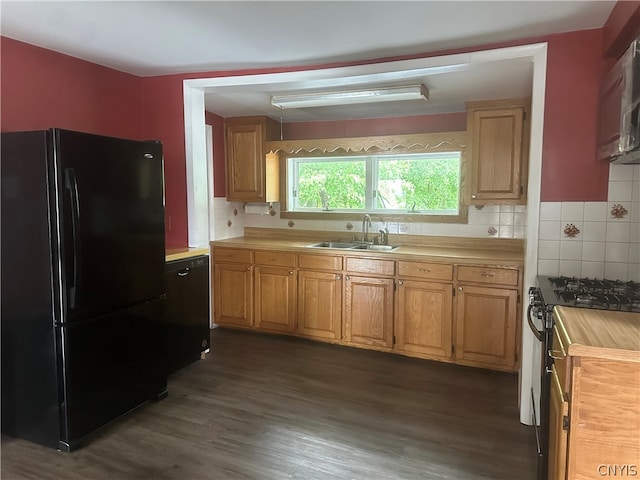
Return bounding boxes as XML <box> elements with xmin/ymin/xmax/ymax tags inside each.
<box><xmin>290</xmin><ymin>152</ymin><xmax>461</xmax><ymax>215</ymax></box>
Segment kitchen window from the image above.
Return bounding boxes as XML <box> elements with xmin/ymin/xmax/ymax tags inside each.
<box><xmin>287</xmin><ymin>152</ymin><xmax>462</xmax><ymax>215</ymax></box>
<box><xmin>273</xmin><ymin>131</ymin><xmax>468</xmax><ymax>223</ymax></box>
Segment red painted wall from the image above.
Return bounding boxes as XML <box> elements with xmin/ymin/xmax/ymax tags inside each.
<box><xmin>204</xmin><ymin>111</ymin><xmax>226</xmax><ymax>197</ymax></box>
<box><xmin>541</xmin><ymin>29</ymin><xmax>609</xmax><ymax>201</ymax></box>
<box><xmin>2</xmin><ymin>2</ymin><xmax>638</xmax><ymax>245</ymax></box>
<box><xmin>0</xmin><ymin>37</ymin><xmax>143</xmax><ymax>139</ymax></box>
<box><xmin>603</xmin><ymin>0</ymin><xmax>640</xmax><ymax>58</ymax></box>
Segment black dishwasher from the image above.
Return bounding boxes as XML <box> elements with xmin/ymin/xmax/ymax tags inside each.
<box><xmin>165</xmin><ymin>255</ymin><xmax>210</xmax><ymax>375</ymax></box>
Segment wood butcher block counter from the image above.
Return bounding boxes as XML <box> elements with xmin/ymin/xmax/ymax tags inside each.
<box><xmin>549</xmin><ymin>306</ymin><xmax>639</xmax><ymax>480</ymax></box>
<box><xmin>554</xmin><ymin>306</ymin><xmax>640</xmax><ymax>362</ymax></box>
<box><xmin>166</xmin><ymin>247</ymin><xmax>209</xmax><ymax>262</ymax></box>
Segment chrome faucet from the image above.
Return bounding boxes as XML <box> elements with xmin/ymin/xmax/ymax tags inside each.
<box><xmin>378</xmin><ymin>227</ymin><xmax>389</xmax><ymax>245</ymax></box>
<box><xmin>361</xmin><ymin>214</ymin><xmax>372</xmax><ymax>242</ymax></box>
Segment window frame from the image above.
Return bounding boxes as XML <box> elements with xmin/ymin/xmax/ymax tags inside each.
<box><xmin>271</xmin><ymin>131</ymin><xmax>469</xmax><ymax>224</ymax></box>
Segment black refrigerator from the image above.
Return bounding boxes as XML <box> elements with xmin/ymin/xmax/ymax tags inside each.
<box><xmin>1</xmin><ymin>128</ymin><xmax>168</xmax><ymax>451</ymax></box>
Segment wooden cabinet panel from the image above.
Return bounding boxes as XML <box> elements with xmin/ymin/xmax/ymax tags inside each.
<box><xmin>297</xmin><ymin>270</ymin><xmax>342</xmax><ymax>341</ymax></box>
<box><xmin>454</xmin><ymin>284</ymin><xmax>518</xmax><ymax>370</ymax></box>
<box><xmin>254</xmin><ymin>250</ymin><xmax>296</xmax><ymax>268</ymax></box>
<box><xmin>398</xmin><ymin>261</ymin><xmax>453</xmax><ymax>281</ymax></box>
<box><xmin>457</xmin><ymin>265</ymin><xmax>519</xmax><ymax>287</ymax></box>
<box><xmin>548</xmin><ymin>365</ymin><xmax>568</xmax><ymax>480</ymax></box>
<box><xmin>213</xmin><ymin>247</ymin><xmax>253</xmax><ymax>264</ymax></box>
<box><xmin>346</xmin><ymin>257</ymin><xmax>395</xmax><ymax>276</ymax></box>
<box><xmin>214</xmin><ymin>263</ymin><xmax>253</xmax><ymax>328</ymax></box>
<box><xmin>254</xmin><ymin>266</ymin><xmax>296</xmax><ymax>334</ymax></box>
<box><xmin>396</xmin><ymin>280</ymin><xmax>453</xmax><ymax>359</ymax></box>
<box><xmin>551</xmin><ymin>325</ymin><xmax>570</xmax><ymax>396</ymax></box>
<box><xmin>225</xmin><ymin>116</ymin><xmax>279</xmax><ymax>202</ymax></box>
<box><xmin>467</xmin><ymin>99</ymin><xmax>529</xmax><ymax>204</ymax></box>
<box><xmin>298</xmin><ymin>254</ymin><xmax>342</xmax><ymax>271</ymax></box>
<box><xmin>567</xmin><ymin>358</ymin><xmax>640</xmax><ymax>480</ymax></box>
<box><xmin>344</xmin><ymin>276</ymin><xmax>394</xmax><ymax>349</ymax></box>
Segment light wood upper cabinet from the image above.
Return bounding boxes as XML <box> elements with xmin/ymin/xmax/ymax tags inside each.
<box><xmin>344</xmin><ymin>275</ymin><xmax>394</xmax><ymax>350</ymax></box>
<box><xmin>466</xmin><ymin>98</ymin><xmax>530</xmax><ymax>205</ymax></box>
<box><xmin>396</xmin><ymin>279</ymin><xmax>453</xmax><ymax>359</ymax></box>
<box><xmin>225</xmin><ymin>116</ymin><xmax>280</xmax><ymax>202</ymax></box>
<box><xmin>454</xmin><ymin>284</ymin><xmax>518</xmax><ymax>371</ymax></box>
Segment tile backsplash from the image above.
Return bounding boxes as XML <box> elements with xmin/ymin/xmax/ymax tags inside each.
<box><xmin>213</xmin><ymin>198</ymin><xmax>527</xmax><ymax>240</ymax></box>
<box><xmin>537</xmin><ymin>164</ymin><xmax>640</xmax><ymax>281</ymax></box>
<box><xmin>212</xmin><ymin>164</ymin><xmax>639</xmax><ymax>282</ymax></box>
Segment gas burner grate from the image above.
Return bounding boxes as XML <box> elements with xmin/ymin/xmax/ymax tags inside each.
<box><xmin>548</xmin><ymin>277</ymin><xmax>640</xmax><ymax>312</ymax></box>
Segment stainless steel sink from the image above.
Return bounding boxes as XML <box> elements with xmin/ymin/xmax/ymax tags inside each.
<box><xmin>306</xmin><ymin>241</ymin><xmax>399</xmax><ymax>251</ymax></box>
<box><xmin>307</xmin><ymin>241</ymin><xmax>360</xmax><ymax>249</ymax></box>
<box><xmin>352</xmin><ymin>244</ymin><xmax>399</xmax><ymax>251</ymax></box>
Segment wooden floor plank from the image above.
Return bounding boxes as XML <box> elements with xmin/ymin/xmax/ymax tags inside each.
<box><xmin>2</xmin><ymin>328</ymin><xmax>536</xmax><ymax>479</ymax></box>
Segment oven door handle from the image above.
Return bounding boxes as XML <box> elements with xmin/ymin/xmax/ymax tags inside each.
<box><xmin>527</xmin><ymin>304</ymin><xmax>544</xmax><ymax>341</ymax></box>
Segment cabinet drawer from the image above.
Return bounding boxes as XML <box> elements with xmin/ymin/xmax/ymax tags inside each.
<box><xmin>213</xmin><ymin>248</ymin><xmax>252</xmax><ymax>264</ymax></box>
<box><xmin>298</xmin><ymin>254</ymin><xmax>343</xmax><ymax>271</ymax></box>
<box><xmin>254</xmin><ymin>250</ymin><xmax>296</xmax><ymax>268</ymax></box>
<box><xmin>551</xmin><ymin>325</ymin><xmax>570</xmax><ymax>395</ymax></box>
<box><xmin>346</xmin><ymin>257</ymin><xmax>395</xmax><ymax>276</ymax></box>
<box><xmin>398</xmin><ymin>261</ymin><xmax>452</xmax><ymax>281</ymax></box>
<box><xmin>457</xmin><ymin>265</ymin><xmax>518</xmax><ymax>286</ymax></box>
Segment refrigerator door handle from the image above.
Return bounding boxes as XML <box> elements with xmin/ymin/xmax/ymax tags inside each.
<box><xmin>64</xmin><ymin>168</ymin><xmax>81</xmax><ymax>309</ymax></box>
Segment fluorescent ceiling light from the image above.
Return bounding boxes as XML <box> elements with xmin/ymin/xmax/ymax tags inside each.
<box><xmin>271</xmin><ymin>84</ymin><xmax>429</xmax><ymax>109</ymax></box>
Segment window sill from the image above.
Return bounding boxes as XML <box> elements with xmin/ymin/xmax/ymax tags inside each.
<box><xmin>279</xmin><ymin>209</ymin><xmax>468</xmax><ymax>224</ymax></box>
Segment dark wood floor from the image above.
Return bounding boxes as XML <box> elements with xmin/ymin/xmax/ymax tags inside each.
<box><xmin>2</xmin><ymin>328</ymin><xmax>536</xmax><ymax>479</ymax></box>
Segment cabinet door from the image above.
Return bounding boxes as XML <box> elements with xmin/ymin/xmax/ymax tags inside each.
<box><xmin>454</xmin><ymin>284</ymin><xmax>518</xmax><ymax>370</ymax></box>
<box><xmin>396</xmin><ymin>280</ymin><xmax>453</xmax><ymax>359</ymax></box>
<box><xmin>344</xmin><ymin>276</ymin><xmax>394</xmax><ymax>349</ymax></box>
<box><xmin>254</xmin><ymin>266</ymin><xmax>296</xmax><ymax>334</ymax></box>
<box><xmin>225</xmin><ymin>122</ymin><xmax>265</xmax><ymax>202</ymax></box>
<box><xmin>548</xmin><ymin>365</ymin><xmax>568</xmax><ymax>480</ymax></box>
<box><xmin>468</xmin><ymin>106</ymin><xmax>526</xmax><ymax>203</ymax></box>
<box><xmin>213</xmin><ymin>263</ymin><xmax>253</xmax><ymax>328</ymax></box>
<box><xmin>298</xmin><ymin>270</ymin><xmax>343</xmax><ymax>341</ymax></box>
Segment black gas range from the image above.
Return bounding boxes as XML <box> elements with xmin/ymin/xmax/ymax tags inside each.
<box><xmin>536</xmin><ymin>276</ymin><xmax>640</xmax><ymax>313</ymax></box>
<box><xmin>527</xmin><ymin>275</ymin><xmax>639</xmax><ymax>480</ymax></box>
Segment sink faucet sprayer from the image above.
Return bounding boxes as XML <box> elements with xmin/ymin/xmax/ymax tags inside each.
<box><xmin>361</xmin><ymin>214</ymin><xmax>372</xmax><ymax>242</ymax></box>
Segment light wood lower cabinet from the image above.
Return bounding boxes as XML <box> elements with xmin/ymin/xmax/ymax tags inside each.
<box><xmin>396</xmin><ymin>279</ymin><xmax>453</xmax><ymax>359</ymax></box>
<box><xmin>548</xmin><ymin>365</ymin><xmax>568</xmax><ymax>480</ymax></box>
<box><xmin>297</xmin><ymin>270</ymin><xmax>343</xmax><ymax>341</ymax></box>
<box><xmin>212</xmin><ymin>246</ymin><xmax>522</xmax><ymax>372</ymax></box>
<box><xmin>454</xmin><ymin>284</ymin><xmax>518</xmax><ymax>371</ymax></box>
<box><xmin>254</xmin><ymin>266</ymin><xmax>297</xmax><ymax>334</ymax></box>
<box><xmin>344</xmin><ymin>275</ymin><xmax>394</xmax><ymax>350</ymax></box>
<box><xmin>213</xmin><ymin>263</ymin><xmax>253</xmax><ymax>328</ymax></box>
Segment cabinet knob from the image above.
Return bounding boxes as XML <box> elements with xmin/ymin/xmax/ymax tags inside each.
<box><xmin>480</xmin><ymin>273</ymin><xmax>494</xmax><ymax>278</ymax></box>
<box><xmin>336</xmin><ymin>274</ymin><xmax>342</xmax><ymax>279</ymax></box>
<box><xmin>398</xmin><ymin>280</ymin><xmax>404</xmax><ymax>286</ymax></box>
<box><xmin>268</xmin><ymin>257</ymin><xmax>276</xmax><ymax>261</ymax></box>
<box><xmin>418</xmin><ymin>268</ymin><xmax>430</xmax><ymax>273</ymax></box>
<box><xmin>471</xmin><ymin>194</ymin><xmax>477</xmax><ymax>199</ymax></box>
<box><xmin>247</xmin><ymin>267</ymin><xmax>251</xmax><ymax>271</ymax></box>
<box><xmin>288</xmin><ymin>271</ymin><xmax>294</xmax><ymax>275</ymax></box>
<box><xmin>458</xmin><ymin>286</ymin><xmax>463</xmax><ymax>291</ymax></box>
<box><xmin>346</xmin><ymin>276</ymin><xmax>351</xmax><ymax>281</ymax></box>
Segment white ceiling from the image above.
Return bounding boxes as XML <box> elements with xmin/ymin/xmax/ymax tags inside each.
<box><xmin>1</xmin><ymin>1</ymin><xmax>616</xmax><ymax>121</ymax></box>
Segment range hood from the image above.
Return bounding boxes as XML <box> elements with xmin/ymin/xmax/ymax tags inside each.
<box><xmin>599</xmin><ymin>37</ymin><xmax>640</xmax><ymax>165</ymax></box>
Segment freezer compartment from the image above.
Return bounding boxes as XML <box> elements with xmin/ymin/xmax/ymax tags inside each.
<box><xmin>165</xmin><ymin>255</ymin><xmax>210</xmax><ymax>375</ymax></box>
<box><xmin>59</xmin><ymin>297</ymin><xmax>167</xmax><ymax>450</ymax></box>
